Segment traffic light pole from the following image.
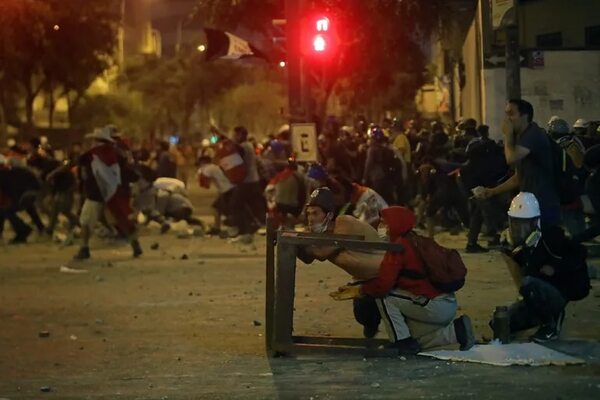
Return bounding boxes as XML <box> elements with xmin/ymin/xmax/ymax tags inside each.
<box><xmin>285</xmin><ymin>0</ymin><xmax>305</xmax><ymax>121</ymax></box>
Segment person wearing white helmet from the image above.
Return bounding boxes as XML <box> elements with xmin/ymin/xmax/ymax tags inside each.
<box><xmin>498</xmin><ymin>192</ymin><xmax>590</xmax><ymax>342</ymax></box>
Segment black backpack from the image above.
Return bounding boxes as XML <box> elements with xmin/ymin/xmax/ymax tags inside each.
<box><xmin>547</xmin><ymin>135</ymin><xmax>580</xmax><ymax>205</ymax></box>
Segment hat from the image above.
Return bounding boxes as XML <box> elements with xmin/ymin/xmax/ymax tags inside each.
<box><xmin>85</xmin><ymin>128</ymin><xmax>115</xmax><ymax>143</ymax></box>
<box><xmin>547</xmin><ymin>118</ymin><xmax>570</xmax><ymax>135</ymax></box>
<box><xmin>104</xmin><ymin>124</ymin><xmax>120</xmax><ymax>138</ymax></box>
<box><xmin>306</xmin><ymin>187</ymin><xmax>335</xmax><ymax>213</ymax></box>
<box><xmin>573</xmin><ymin>119</ymin><xmax>590</xmax><ymax>129</ymax></box>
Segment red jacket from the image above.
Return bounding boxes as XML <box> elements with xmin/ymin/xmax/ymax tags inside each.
<box><xmin>361</xmin><ymin>206</ymin><xmax>441</xmax><ymax>299</ymax></box>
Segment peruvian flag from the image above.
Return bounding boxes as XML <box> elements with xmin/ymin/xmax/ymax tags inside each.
<box><xmin>203</xmin><ymin>28</ymin><xmax>267</xmax><ymax>61</ymax></box>
<box><xmin>88</xmin><ymin>144</ymin><xmax>121</xmax><ymax>202</ymax></box>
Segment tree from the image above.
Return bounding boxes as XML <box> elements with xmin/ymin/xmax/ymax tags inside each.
<box><xmin>190</xmin><ymin>0</ymin><xmax>452</xmax><ymax>120</ymax></box>
<box><xmin>0</xmin><ymin>0</ymin><xmax>119</xmax><ymax>129</ymax></box>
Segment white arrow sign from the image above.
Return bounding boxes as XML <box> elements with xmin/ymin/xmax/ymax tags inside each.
<box><xmin>485</xmin><ymin>55</ymin><xmax>525</xmax><ymax>65</ymax></box>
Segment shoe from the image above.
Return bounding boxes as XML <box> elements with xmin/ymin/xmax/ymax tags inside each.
<box><xmin>454</xmin><ymin>315</ymin><xmax>476</xmax><ymax>351</ymax></box>
<box><xmin>363</xmin><ymin>325</ymin><xmax>379</xmax><ymax>339</ymax></box>
<box><xmin>9</xmin><ymin>226</ymin><xmax>33</xmax><ymax>244</ymax></box>
<box><xmin>465</xmin><ymin>243</ymin><xmax>489</xmax><ymax>253</ymax></box>
<box><xmin>230</xmin><ymin>234</ymin><xmax>253</xmax><ymax>244</ymax></box>
<box><xmin>531</xmin><ymin>311</ymin><xmax>564</xmax><ymax>343</ymax></box>
<box><xmin>393</xmin><ymin>337</ymin><xmax>421</xmax><ymax>356</ymax></box>
<box><xmin>73</xmin><ymin>246</ymin><xmax>91</xmax><ymax>260</ymax></box>
<box><xmin>131</xmin><ymin>240</ymin><xmax>143</xmax><ymax>258</ymax></box>
<box><xmin>487</xmin><ymin>236</ymin><xmax>501</xmax><ymax>247</ymax></box>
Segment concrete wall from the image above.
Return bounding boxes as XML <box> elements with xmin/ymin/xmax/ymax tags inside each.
<box><xmin>482</xmin><ymin>50</ymin><xmax>600</xmax><ymax>141</ymax></box>
<box><xmin>519</xmin><ymin>0</ymin><xmax>600</xmax><ymax>49</ymax></box>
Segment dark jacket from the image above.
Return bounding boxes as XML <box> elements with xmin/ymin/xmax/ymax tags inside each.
<box><xmin>513</xmin><ymin>226</ymin><xmax>590</xmax><ymax>301</ymax></box>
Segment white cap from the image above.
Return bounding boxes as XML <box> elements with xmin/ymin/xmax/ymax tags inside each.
<box><xmin>573</xmin><ymin>118</ymin><xmax>590</xmax><ymax>129</ymax></box>
<box><xmin>7</xmin><ymin>138</ymin><xmax>16</xmax><ymax>147</ymax></box>
<box><xmin>85</xmin><ymin>127</ymin><xmax>115</xmax><ymax>143</ymax></box>
<box><xmin>508</xmin><ymin>192</ymin><xmax>540</xmax><ymax>219</ymax></box>
<box><xmin>277</xmin><ymin>124</ymin><xmax>290</xmax><ymax>135</ymax></box>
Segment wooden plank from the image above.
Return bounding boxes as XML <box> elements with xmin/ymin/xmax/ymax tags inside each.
<box><xmin>278</xmin><ymin>235</ymin><xmax>404</xmax><ymax>252</ymax></box>
<box><xmin>265</xmin><ymin>216</ymin><xmax>277</xmax><ymax>355</ymax></box>
<box><xmin>273</xmin><ymin>241</ymin><xmax>298</xmax><ymax>350</ymax></box>
<box><xmin>292</xmin><ymin>335</ymin><xmax>389</xmax><ymax>348</ymax></box>
<box><xmin>277</xmin><ymin>343</ymin><xmax>399</xmax><ymax>358</ymax></box>
<box><xmin>279</xmin><ymin>231</ymin><xmax>365</xmax><ymax>241</ymax></box>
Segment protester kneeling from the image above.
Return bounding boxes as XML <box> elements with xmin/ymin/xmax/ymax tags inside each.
<box><xmin>330</xmin><ymin>206</ymin><xmax>475</xmax><ymax>355</ymax></box>
<box><xmin>498</xmin><ymin>192</ymin><xmax>590</xmax><ymax>342</ymax></box>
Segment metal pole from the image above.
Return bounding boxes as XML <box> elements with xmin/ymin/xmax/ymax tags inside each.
<box><xmin>285</xmin><ymin>0</ymin><xmax>304</xmax><ymax>121</ymax></box>
<box><xmin>504</xmin><ymin>24</ymin><xmax>521</xmax><ymax>99</ymax></box>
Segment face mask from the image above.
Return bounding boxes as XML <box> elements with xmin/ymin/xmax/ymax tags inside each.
<box><xmin>377</xmin><ymin>227</ymin><xmax>389</xmax><ymax>240</ymax></box>
<box><xmin>310</xmin><ymin>214</ymin><xmax>331</xmax><ymax>233</ymax></box>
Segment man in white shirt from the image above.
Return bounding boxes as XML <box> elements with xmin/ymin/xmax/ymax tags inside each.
<box><xmin>197</xmin><ymin>156</ymin><xmax>236</xmax><ymax>235</ymax></box>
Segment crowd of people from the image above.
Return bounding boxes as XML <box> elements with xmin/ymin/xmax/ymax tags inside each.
<box><xmin>0</xmin><ymin>98</ymin><xmax>596</xmax><ymax>353</ymax></box>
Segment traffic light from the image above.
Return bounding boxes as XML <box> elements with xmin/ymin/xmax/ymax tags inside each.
<box><xmin>301</xmin><ymin>14</ymin><xmax>338</xmax><ymax>58</ymax></box>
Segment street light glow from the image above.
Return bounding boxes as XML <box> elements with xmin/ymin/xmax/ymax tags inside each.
<box><xmin>53</xmin><ymin>24</ymin><xmax>60</xmax><ymax>31</ymax></box>
<box><xmin>197</xmin><ymin>44</ymin><xmax>206</xmax><ymax>52</ymax></box>
<box><xmin>279</xmin><ymin>61</ymin><xmax>286</xmax><ymax>68</ymax></box>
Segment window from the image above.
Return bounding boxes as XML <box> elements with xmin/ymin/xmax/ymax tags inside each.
<box><xmin>536</xmin><ymin>32</ymin><xmax>562</xmax><ymax>48</ymax></box>
<box><xmin>585</xmin><ymin>26</ymin><xmax>600</xmax><ymax>47</ymax></box>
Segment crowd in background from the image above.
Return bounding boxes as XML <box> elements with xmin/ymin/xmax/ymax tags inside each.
<box><xmin>1</xmin><ymin>105</ymin><xmax>600</xmax><ymax>257</ymax></box>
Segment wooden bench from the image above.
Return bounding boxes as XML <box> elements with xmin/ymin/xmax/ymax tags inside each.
<box><xmin>264</xmin><ymin>217</ymin><xmax>405</xmax><ymax>357</ymax></box>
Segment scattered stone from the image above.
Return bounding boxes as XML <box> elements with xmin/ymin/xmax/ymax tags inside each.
<box><xmin>40</xmin><ymin>386</ymin><xmax>52</xmax><ymax>393</ymax></box>
<box><xmin>177</xmin><ymin>356</ymin><xmax>182</xmax><ymax>361</ymax></box>
<box><xmin>150</xmin><ymin>243</ymin><xmax>160</xmax><ymax>250</ymax></box>
<box><xmin>70</xmin><ymin>335</ymin><xmax>78</xmax><ymax>340</ymax></box>
<box><xmin>188</xmin><ymin>292</ymin><xmax>193</xmax><ymax>296</ymax></box>
<box><xmin>95</xmin><ymin>275</ymin><xmax>104</xmax><ymax>282</ymax></box>
<box><xmin>197</xmin><ymin>260</ymin><xmax>205</xmax><ymax>265</ymax></box>
<box><xmin>371</xmin><ymin>382</ymin><xmax>381</xmax><ymax>388</ymax></box>
<box><xmin>399</xmin><ymin>356</ymin><xmax>407</xmax><ymax>361</ymax></box>
<box><xmin>180</xmin><ymin>254</ymin><xmax>188</xmax><ymax>260</ymax></box>
<box><xmin>38</xmin><ymin>331</ymin><xmax>50</xmax><ymax>338</ymax></box>
<box><xmin>252</xmin><ymin>320</ymin><xmax>262</xmax><ymax>327</ymax></box>
<box><xmin>95</xmin><ymin>319</ymin><xmax>104</xmax><ymax>325</ymax></box>
<box><xmin>258</xmin><ymin>372</ymin><xmax>273</xmax><ymax>377</ymax></box>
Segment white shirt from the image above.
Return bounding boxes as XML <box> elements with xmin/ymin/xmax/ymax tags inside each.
<box><xmin>198</xmin><ymin>164</ymin><xmax>235</xmax><ymax>194</ymax></box>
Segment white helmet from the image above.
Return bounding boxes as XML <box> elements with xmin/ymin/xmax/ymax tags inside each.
<box><xmin>508</xmin><ymin>192</ymin><xmax>540</xmax><ymax>219</ymax></box>
<box><xmin>573</xmin><ymin>118</ymin><xmax>590</xmax><ymax>129</ymax></box>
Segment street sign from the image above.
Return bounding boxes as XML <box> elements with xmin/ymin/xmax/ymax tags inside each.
<box><xmin>492</xmin><ymin>0</ymin><xmax>514</xmax><ymax>29</ymax></box>
<box><xmin>532</xmin><ymin>50</ymin><xmax>544</xmax><ymax>68</ymax></box>
<box><xmin>291</xmin><ymin>123</ymin><xmax>318</xmax><ymax>162</ymax></box>
<box><xmin>484</xmin><ymin>53</ymin><xmax>525</xmax><ymax>68</ymax></box>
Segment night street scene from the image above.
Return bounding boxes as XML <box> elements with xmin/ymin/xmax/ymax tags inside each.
<box><xmin>1</xmin><ymin>0</ymin><xmax>599</xmax><ymax>399</ymax></box>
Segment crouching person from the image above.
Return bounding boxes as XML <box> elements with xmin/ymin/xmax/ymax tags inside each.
<box><xmin>499</xmin><ymin>192</ymin><xmax>590</xmax><ymax>342</ymax></box>
<box><xmin>330</xmin><ymin>206</ymin><xmax>475</xmax><ymax>355</ymax></box>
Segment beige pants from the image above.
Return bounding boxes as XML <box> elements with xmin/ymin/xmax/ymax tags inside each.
<box><xmin>79</xmin><ymin>199</ymin><xmax>104</xmax><ymax>228</ymax></box>
<box><xmin>376</xmin><ymin>289</ymin><xmax>458</xmax><ymax>350</ymax></box>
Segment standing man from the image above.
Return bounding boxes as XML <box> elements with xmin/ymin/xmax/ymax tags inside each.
<box><xmin>231</xmin><ymin>126</ymin><xmax>264</xmax><ymax>243</ymax></box>
<box><xmin>74</xmin><ymin>129</ymin><xmax>142</xmax><ymax>260</ymax></box>
<box><xmin>478</xmin><ymin>99</ymin><xmax>560</xmax><ymax>227</ymax></box>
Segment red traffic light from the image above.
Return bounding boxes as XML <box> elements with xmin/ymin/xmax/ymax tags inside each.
<box><xmin>301</xmin><ymin>14</ymin><xmax>338</xmax><ymax>58</ymax></box>
<box><xmin>313</xmin><ymin>34</ymin><xmax>326</xmax><ymax>52</ymax></box>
